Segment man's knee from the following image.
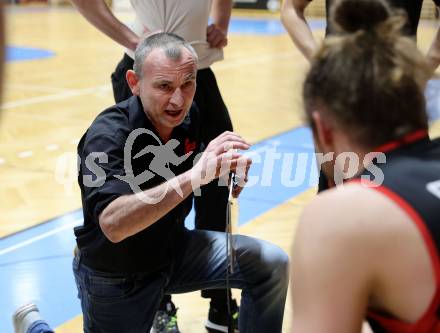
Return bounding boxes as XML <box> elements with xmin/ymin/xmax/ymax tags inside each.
<box><xmin>266</xmin><ymin>244</ymin><xmax>289</xmax><ymax>286</ymax></box>
<box><xmin>235</xmin><ymin>235</ymin><xmax>289</xmax><ymax>285</ymax></box>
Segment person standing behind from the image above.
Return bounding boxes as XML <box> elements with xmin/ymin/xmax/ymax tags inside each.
<box><xmin>281</xmin><ymin>0</ymin><xmax>440</xmax><ymax>194</ymax></box>
<box><xmin>69</xmin><ymin>1</ymin><xmax>236</xmax><ymax>332</ymax></box>
<box><xmin>281</xmin><ymin>0</ymin><xmax>440</xmax><ymax>69</ymax></box>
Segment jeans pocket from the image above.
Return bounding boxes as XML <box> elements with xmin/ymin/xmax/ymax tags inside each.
<box><xmin>87</xmin><ymin>275</ymin><xmax>135</xmax><ymax>303</ymax></box>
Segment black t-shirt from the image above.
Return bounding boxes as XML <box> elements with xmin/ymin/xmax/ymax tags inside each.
<box><xmin>319</xmin><ymin>0</ymin><xmax>440</xmax><ymax>36</ymax></box>
<box><xmin>75</xmin><ymin>96</ymin><xmax>201</xmax><ymax>273</ymax></box>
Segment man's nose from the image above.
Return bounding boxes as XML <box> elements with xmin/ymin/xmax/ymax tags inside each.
<box><xmin>170</xmin><ymin>88</ymin><xmax>184</xmax><ymax>107</ymax></box>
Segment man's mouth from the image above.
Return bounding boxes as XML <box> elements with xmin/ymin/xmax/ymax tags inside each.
<box><xmin>165</xmin><ymin>109</ymin><xmax>183</xmax><ymax>118</ymax></box>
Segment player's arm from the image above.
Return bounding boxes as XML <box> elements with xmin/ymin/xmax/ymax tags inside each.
<box><xmin>99</xmin><ymin>132</ymin><xmax>251</xmax><ymax>243</ymax></box>
<box><xmin>281</xmin><ymin>0</ymin><xmax>318</xmax><ymax>61</ymax></box>
<box><xmin>291</xmin><ymin>187</ymin><xmax>376</xmax><ymax>333</ymax></box>
<box><xmin>207</xmin><ymin>0</ymin><xmax>233</xmax><ymax>48</ymax></box>
<box><xmin>426</xmin><ymin>5</ymin><xmax>440</xmax><ymax>72</ymax></box>
<box><xmin>69</xmin><ymin>0</ymin><xmax>139</xmax><ymax>51</ymax></box>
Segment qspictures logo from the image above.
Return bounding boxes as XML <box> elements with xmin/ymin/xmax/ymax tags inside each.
<box><xmin>54</xmin><ymin>128</ymin><xmax>388</xmax><ymax>201</ymax></box>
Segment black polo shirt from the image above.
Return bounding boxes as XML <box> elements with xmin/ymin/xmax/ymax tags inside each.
<box><xmin>318</xmin><ymin>0</ymin><xmax>440</xmax><ymax>36</ymax></box>
<box><xmin>74</xmin><ymin>96</ymin><xmax>200</xmax><ymax>273</ymax></box>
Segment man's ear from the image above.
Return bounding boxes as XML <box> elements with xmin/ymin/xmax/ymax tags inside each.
<box><xmin>126</xmin><ymin>70</ymin><xmax>140</xmax><ymax>96</ymax></box>
<box><xmin>311</xmin><ymin>111</ymin><xmax>333</xmax><ymax>151</ymax></box>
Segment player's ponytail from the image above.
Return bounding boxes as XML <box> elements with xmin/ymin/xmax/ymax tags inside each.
<box><xmin>303</xmin><ymin>0</ymin><xmax>431</xmax><ymax>147</ymax></box>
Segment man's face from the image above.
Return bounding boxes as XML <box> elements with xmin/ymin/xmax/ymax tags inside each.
<box><xmin>135</xmin><ymin>47</ymin><xmax>197</xmax><ymax>139</ymax></box>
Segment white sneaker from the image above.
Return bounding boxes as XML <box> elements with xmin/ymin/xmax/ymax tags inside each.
<box><xmin>12</xmin><ymin>303</ymin><xmax>41</xmax><ymax>333</ymax></box>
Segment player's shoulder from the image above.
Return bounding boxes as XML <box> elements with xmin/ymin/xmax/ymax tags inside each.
<box><xmin>303</xmin><ymin>182</ymin><xmax>385</xmax><ymax>219</ymax></box>
<box><xmin>299</xmin><ymin>182</ymin><xmax>412</xmax><ymax>245</ymax></box>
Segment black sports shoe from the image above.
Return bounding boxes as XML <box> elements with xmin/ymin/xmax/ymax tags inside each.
<box><xmin>151</xmin><ymin>302</ymin><xmax>181</xmax><ymax>333</ymax></box>
<box><xmin>205</xmin><ymin>299</ymin><xmax>239</xmax><ymax>333</ymax></box>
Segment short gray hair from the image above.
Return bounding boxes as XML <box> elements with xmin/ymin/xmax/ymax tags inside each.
<box><xmin>133</xmin><ymin>32</ymin><xmax>198</xmax><ymax>78</ymax></box>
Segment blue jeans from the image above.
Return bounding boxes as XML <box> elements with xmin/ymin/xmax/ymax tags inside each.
<box><xmin>73</xmin><ymin>230</ymin><xmax>289</xmax><ymax>333</ymax></box>
<box><xmin>27</xmin><ymin>320</ymin><xmax>54</xmax><ymax>333</ymax></box>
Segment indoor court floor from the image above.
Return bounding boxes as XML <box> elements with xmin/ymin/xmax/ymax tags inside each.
<box><xmin>1</xmin><ymin>4</ymin><xmax>440</xmax><ymax>333</ymax></box>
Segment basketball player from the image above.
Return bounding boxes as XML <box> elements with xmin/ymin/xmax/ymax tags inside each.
<box><xmin>291</xmin><ymin>1</ymin><xmax>440</xmax><ymax>332</ymax></box>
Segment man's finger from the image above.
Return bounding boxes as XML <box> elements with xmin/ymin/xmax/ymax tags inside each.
<box><xmin>208</xmin><ymin>135</ymin><xmax>249</xmax><ymax>152</ymax></box>
<box><xmin>224</xmin><ymin>157</ymin><xmax>252</xmax><ymax>174</ymax></box>
<box><xmin>218</xmin><ymin>38</ymin><xmax>228</xmax><ymax>48</ymax></box>
<box><xmin>232</xmin><ymin>157</ymin><xmax>252</xmax><ymax>170</ymax></box>
<box><xmin>214</xmin><ymin>142</ymin><xmax>250</xmax><ymax>156</ymax></box>
<box><xmin>232</xmin><ymin>186</ymin><xmax>243</xmax><ymax>198</ymax></box>
<box><xmin>208</xmin><ymin>30</ymin><xmax>224</xmax><ymax>48</ymax></box>
<box><xmin>206</xmin><ymin>24</ymin><xmax>215</xmax><ymax>35</ymax></box>
<box><xmin>207</xmin><ymin>131</ymin><xmax>235</xmax><ymax>146</ymax></box>
<box><xmin>215</xmin><ymin>133</ymin><xmax>249</xmax><ymax>147</ymax></box>
<box><xmin>214</xmin><ymin>152</ymin><xmax>242</xmax><ymax>178</ymax></box>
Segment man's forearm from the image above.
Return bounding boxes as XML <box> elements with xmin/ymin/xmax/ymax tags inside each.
<box><xmin>211</xmin><ymin>0</ymin><xmax>233</xmax><ymax>32</ymax></box>
<box><xmin>427</xmin><ymin>23</ymin><xmax>440</xmax><ymax>72</ymax></box>
<box><xmin>99</xmin><ymin>170</ymin><xmax>195</xmax><ymax>243</ymax></box>
<box><xmin>281</xmin><ymin>0</ymin><xmax>317</xmax><ymax>61</ymax></box>
<box><xmin>70</xmin><ymin>0</ymin><xmax>139</xmax><ymax>51</ymax></box>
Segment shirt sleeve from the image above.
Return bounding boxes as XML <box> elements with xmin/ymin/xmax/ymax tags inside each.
<box><xmin>79</xmin><ymin>132</ymin><xmax>132</xmax><ymax>224</ymax></box>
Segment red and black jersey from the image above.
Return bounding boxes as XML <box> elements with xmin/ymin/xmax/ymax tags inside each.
<box><xmin>354</xmin><ymin>131</ymin><xmax>440</xmax><ymax>332</ymax></box>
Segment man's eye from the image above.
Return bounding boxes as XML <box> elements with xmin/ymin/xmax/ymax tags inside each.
<box><xmin>182</xmin><ymin>81</ymin><xmax>194</xmax><ymax>89</ymax></box>
<box><xmin>159</xmin><ymin>84</ymin><xmax>171</xmax><ymax>90</ymax></box>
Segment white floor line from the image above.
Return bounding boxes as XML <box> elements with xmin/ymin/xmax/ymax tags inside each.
<box><xmin>5</xmin><ymin>83</ymin><xmax>74</xmax><ymax>93</ymax></box>
<box><xmin>17</xmin><ymin>150</ymin><xmax>33</xmax><ymax>158</ymax></box>
<box><xmin>45</xmin><ymin>144</ymin><xmax>60</xmax><ymax>151</ymax></box>
<box><xmin>2</xmin><ymin>51</ymin><xmax>295</xmax><ymax>111</ymax></box>
<box><xmin>0</xmin><ymin>219</ymin><xmax>83</xmax><ymax>256</ymax></box>
<box><xmin>1</xmin><ymin>84</ymin><xmax>111</xmax><ymax>110</ymax></box>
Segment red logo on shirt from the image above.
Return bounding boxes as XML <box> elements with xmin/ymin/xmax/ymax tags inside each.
<box><xmin>184</xmin><ymin>138</ymin><xmax>196</xmax><ymax>154</ymax></box>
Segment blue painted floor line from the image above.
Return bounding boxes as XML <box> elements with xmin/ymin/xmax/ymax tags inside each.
<box><xmin>426</xmin><ymin>80</ymin><xmax>440</xmax><ymax>122</ymax></box>
<box><xmin>229</xmin><ymin>18</ymin><xmax>287</xmax><ymax>35</ymax></box>
<box><xmin>238</xmin><ymin>126</ymin><xmax>317</xmax><ymax>224</ymax></box>
<box><xmin>0</xmin><ymin>210</ymin><xmax>82</xmax><ymax>249</ymax></box>
<box><xmin>3</xmin><ymin>16</ymin><xmax>318</xmax><ymax>66</ymax></box>
<box><xmin>6</xmin><ymin>46</ymin><xmax>55</xmax><ymax>62</ymax></box>
<box><xmin>229</xmin><ymin>18</ymin><xmax>325</xmax><ymax>35</ymax></box>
